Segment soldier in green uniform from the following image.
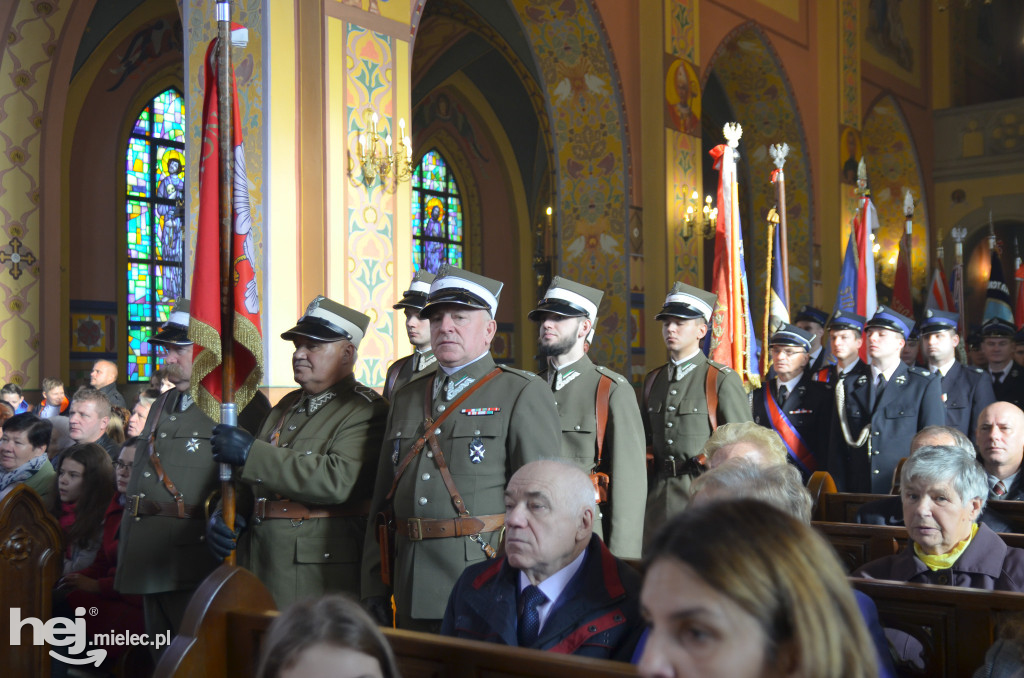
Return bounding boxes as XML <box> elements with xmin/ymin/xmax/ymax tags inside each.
<box><xmin>529</xmin><ymin>277</ymin><xmax>646</xmax><ymax>558</ymax></box>
<box><xmin>361</xmin><ymin>265</ymin><xmax>561</xmax><ymax>631</ymax></box>
<box><xmin>207</xmin><ymin>296</ymin><xmax>388</xmax><ymax>607</ymax></box>
<box><xmin>115</xmin><ymin>300</ymin><xmax>270</xmax><ymax>648</ymax></box>
<box><xmin>642</xmin><ymin>282</ymin><xmax>751</xmax><ymax>546</ymax></box>
<box><xmin>383</xmin><ymin>270</ymin><xmax>437</xmax><ymax>401</ymax></box>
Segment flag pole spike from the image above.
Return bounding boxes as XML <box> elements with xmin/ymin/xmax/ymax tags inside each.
<box><xmin>216</xmin><ymin>0</ymin><xmax>238</xmax><ymax>565</ymax></box>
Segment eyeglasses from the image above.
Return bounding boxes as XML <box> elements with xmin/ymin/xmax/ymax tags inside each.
<box><xmin>113</xmin><ymin>461</ymin><xmax>134</xmax><ymax>472</ymax></box>
<box><xmin>769</xmin><ymin>347</ymin><xmax>806</xmax><ymax>358</ymax></box>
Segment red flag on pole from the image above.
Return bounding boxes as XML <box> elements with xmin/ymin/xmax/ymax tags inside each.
<box><xmin>891</xmin><ymin>234</ymin><xmax>914</xmax><ymax>318</ymax></box>
<box><xmin>926</xmin><ymin>257</ymin><xmax>953</xmax><ymax>312</ymax></box>
<box><xmin>709</xmin><ymin>124</ymin><xmax>759</xmax><ymax>391</ymax></box>
<box><xmin>189</xmin><ymin>37</ymin><xmax>264</xmax><ymax>420</ymax></box>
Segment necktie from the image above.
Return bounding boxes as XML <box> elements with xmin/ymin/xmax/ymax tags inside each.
<box><xmin>994</xmin><ymin>371</ymin><xmax>1004</xmax><ymax>385</ymax></box>
<box><xmin>518</xmin><ymin>585</ymin><xmax>548</xmax><ymax>647</ymax></box>
<box><xmin>777</xmin><ymin>384</ymin><xmax>788</xmax><ymax>406</ymax></box>
<box><xmin>872</xmin><ymin>374</ymin><xmax>887</xmax><ymax>411</ymax></box>
<box><xmin>994</xmin><ymin>480</ymin><xmax>1007</xmax><ymax>497</ymax></box>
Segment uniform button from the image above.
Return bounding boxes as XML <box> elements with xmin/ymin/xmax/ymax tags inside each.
<box><xmin>574</xmin><ymin>425</ymin><xmax>581</xmax><ymax>431</ymax></box>
<box><xmin>418</xmin><ymin>497</ymin><xmax>428</xmax><ymax>505</ymax></box>
<box><xmin>192</xmin><ymin>432</ymin><xmax>199</xmax><ymax>436</ymax></box>
<box><xmin>281</xmin><ymin>443</ymin><xmax>288</xmax><ymax>448</ymax></box>
<box><xmin>474</xmin><ymin>430</ymin><xmax>480</xmax><ymax>435</ymax></box>
<box><xmin>587</xmin><ymin>625</ymin><xmax>598</xmax><ymax>632</ymax></box>
<box><xmin>421</xmin><ymin>473</ymin><xmax>431</xmax><ymax>481</ymax></box>
<box><xmin>553</xmin><ymin>400</ymin><xmax>558</xmax><ymax>406</ymax></box>
<box><xmin>305</xmin><ymin>450</ymin><xmax>312</xmax><ymax>455</ymax></box>
<box><xmin>288</xmin><ymin>425</ymin><xmax>297</xmax><ymax>431</ymax></box>
<box><xmin>667</xmin><ymin>406</ymin><xmax>676</xmax><ymax>412</ymax></box>
<box><xmin>438</xmin><ymin>404</ymin><xmax>446</xmax><ymax>412</ymax></box>
<box><xmin>323</xmin><ymin>553</ymin><xmax>331</xmax><ymax>559</ymax></box>
<box><xmin>873</xmin><ymin>470</ymin><xmax>880</xmax><ymax>474</ymax></box>
<box><xmin>160</xmin><ymin>432</ymin><xmax>167</xmax><ymax>438</ymax></box>
<box><xmin>666</xmin><ymin>422</ymin><xmax>673</xmax><ymax>428</ymax></box>
<box><xmin>396</xmin><ymin>432</ymin><xmax>402</xmax><ymax>437</ymax></box>
<box><xmin>434</xmin><ymin>428</ymin><xmax>442</xmax><ymax>436</ymax></box>
<box><xmin>693</xmin><ymin>408</ymin><xmax>699</xmax><ymax>413</ymax></box>
<box><xmin>135</xmin><ymin>517</ymin><xmax>140</xmax><ymax>522</ymax></box>
<box><xmin>169</xmin><ymin>416</ymin><xmax>177</xmax><ymax>421</ymax></box>
<box><xmin>666</xmin><ymin>439</ymin><xmax>674</xmax><ymax>445</ymax></box>
<box><xmin>426</xmin><ymin>451</ymin><xmax>434</xmax><ymax>459</ymax></box>
<box><xmin>898</xmin><ymin>411</ymin><xmax>904</xmax><ymax>416</ymax></box>
<box><xmin>873</xmin><ymin>431</ymin><xmax>880</xmax><ymax>436</ymax></box>
<box><xmin>155</xmin><ymin>453</ymin><xmax>160</xmax><ymax>458</ymax></box>
<box><xmin>199</xmin><ymin>535</ymin><xmax>205</xmax><ymax>542</ymax></box>
<box><xmin>670</xmin><ymin>389</ymin><xmax>678</xmax><ymax>395</ymax></box>
<box><xmin>938</xmin><ymin>574</ymin><xmax>949</xmax><ymax>585</ymax></box>
<box><xmin>873</xmin><ymin>450</ymin><xmax>880</xmax><ymax>455</ymax></box>
<box><xmin>144</xmin><ymin>472</ymin><xmax>152</xmax><ymax>478</ymax></box>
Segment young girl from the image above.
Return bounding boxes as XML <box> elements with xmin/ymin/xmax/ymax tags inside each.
<box><xmin>50</xmin><ymin>443</ymin><xmax>115</xmax><ymax>574</ymax></box>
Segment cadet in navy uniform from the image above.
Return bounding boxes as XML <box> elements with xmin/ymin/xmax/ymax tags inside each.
<box><xmin>383</xmin><ymin>270</ymin><xmax>437</xmax><ymax>401</ymax></box>
<box><xmin>813</xmin><ymin>310</ymin><xmax>870</xmax><ymax>384</ymax></box>
<box><xmin>794</xmin><ymin>305</ymin><xmax>829</xmax><ymax>375</ymax></box>
<box><xmin>751</xmin><ymin>324</ymin><xmax>831</xmax><ymax>478</ymax></box>
<box><xmin>829</xmin><ymin>306</ymin><xmax>945</xmax><ymax>493</ymax></box>
<box><xmin>920</xmin><ymin>308</ymin><xmax>995</xmax><ymax>440</ymax></box>
<box><xmin>982</xmin><ymin>318</ymin><xmax>1024</xmax><ymax>409</ymax></box>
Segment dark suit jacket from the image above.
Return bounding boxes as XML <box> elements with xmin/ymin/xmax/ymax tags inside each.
<box><xmin>441</xmin><ymin>535</ymin><xmax>643</xmax><ymax>661</ymax></box>
<box><xmin>751</xmin><ymin>375</ymin><xmax>832</xmax><ymax>478</ymax></box>
<box><xmin>939</xmin><ymin>362</ymin><xmax>995</xmax><ymax>441</ymax></box>
<box><xmin>855</xmin><ymin>494</ymin><xmax>1015</xmax><ymax>533</ymax></box>
<box><xmin>813</xmin><ymin>359</ymin><xmax>871</xmax><ymax>385</ymax></box>
<box><xmin>805</xmin><ymin>348</ymin><xmax>828</xmax><ymax>376</ymax></box>
<box><xmin>829</xmin><ymin>362</ymin><xmax>945</xmax><ymax>493</ymax></box>
<box><xmin>991</xmin><ymin>365</ymin><xmax>1024</xmax><ymax>410</ymax></box>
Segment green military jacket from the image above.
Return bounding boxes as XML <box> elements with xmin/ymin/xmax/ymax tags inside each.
<box><xmin>539</xmin><ymin>354</ymin><xmax>646</xmax><ymax>558</ymax></box>
<box><xmin>115</xmin><ymin>390</ymin><xmax>270</xmax><ymax>595</ymax></box>
<box><xmin>642</xmin><ymin>352</ymin><xmax>751</xmax><ymax>546</ymax></box>
<box><xmin>237</xmin><ymin>373</ymin><xmax>388</xmax><ymax>607</ymax></box>
<box><xmin>361</xmin><ymin>353</ymin><xmax>561</xmax><ymax>621</ymax></box>
<box><xmin>382</xmin><ymin>350</ymin><xmax>437</xmax><ymax>402</ymax></box>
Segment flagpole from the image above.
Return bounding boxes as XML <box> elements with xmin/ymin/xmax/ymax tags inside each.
<box><xmin>770</xmin><ymin>144</ymin><xmax>790</xmax><ymax>303</ymax></box>
<box><xmin>763</xmin><ymin>208</ymin><xmax>778</xmax><ymax>376</ymax></box>
<box><xmin>216</xmin><ymin>0</ymin><xmax>238</xmax><ymax>566</ymax></box>
<box><xmin>903</xmin><ymin>189</ymin><xmax>914</xmax><ymax>306</ymax></box>
<box><xmin>952</xmin><ymin>225</ymin><xmax>967</xmax><ymax>343</ymax></box>
<box><xmin>724</xmin><ymin>124</ymin><xmax>743</xmax><ymax>373</ymax></box>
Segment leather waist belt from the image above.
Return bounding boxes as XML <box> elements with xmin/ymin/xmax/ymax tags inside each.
<box><xmin>255</xmin><ymin>498</ymin><xmax>371</xmax><ymax>521</ymax></box>
<box><xmin>660</xmin><ymin>453</ymin><xmax>707</xmax><ymax>479</ymax></box>
<box><xmin>394</xmin><ymin>513</ymin><xmax>505</xmax><ymax>541</ymax></box>
<box><xmin>126</xmin><ymin>495</ymin><xmax>201</xmax><ymax>519</ymax></box>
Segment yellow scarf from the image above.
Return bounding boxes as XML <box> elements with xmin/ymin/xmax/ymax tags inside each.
<box><xmin>914</xmin><ymin>523</ymin><xmax>979</xmax><ymax>571</ymax></box>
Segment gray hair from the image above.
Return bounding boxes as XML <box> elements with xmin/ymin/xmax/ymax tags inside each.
<box><xmin>690</xmin><ymin>458</ymin><xmax>813</xmax><ymax>525</ymax></box>
<box><xmin>901</xmin><ymin>445</ymin><xmax>989</xmax><ymax>516</ymax></box>
<box><xmin>911</xmin><ymin>425</ymin><xmax>974</xmax><ymax>457</ymax></box>
<box><xmin>514</xmin><ymin>458</ymin><xmax>596</xmax><ymax>517</ymax></box>
<box><xmin>702</xmin><ymin>422</ymin><xmax>789</xmax><ymax>466</ymax></box>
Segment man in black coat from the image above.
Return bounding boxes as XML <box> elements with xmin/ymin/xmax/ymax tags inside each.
<box><xmin>751</xmin><ymin>324</ymin><xmax>831</xmax><ymax>478</ymax></box>
<box><xmin>829</xmin><ymin>305</ymin><xmax>945</xmax><ymax>493</ymax></box>
<box><xmin>441</xmin><ymin>460</ymin><xmax>643</xmax><ymax>661</ymax></box>
<box><xmin>920</xmin><ymin>308</ymin><xmax>995</xmax><ymax>441</ymax></box>
<box><xmin>977</xmin><ymin>401</ymin><xmax>1024</xmax><ymax>501</ymax></box>
<box><xmin>812</xmin><ymin>310</ymin><xmax>870</xmax><ymax>384</ymax></box>
<box><xmin>794</xmin><ymin>305</ymin><xmax>829</xmax><ymax>375</ymax></box>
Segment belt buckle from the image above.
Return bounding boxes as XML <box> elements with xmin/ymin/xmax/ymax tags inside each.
<box><xmin>407</xmin><ymin>517</ymin><xmax>423</xmax><ymax>541</ymax></box>
<box><xmin>254</xmin><ymin>497</ymin><xmax>267</xmax><ymax>525</ymax></box>
<box><xmin>127</xmin><ymin>494</ymin><xmax>140</xmax><ymax>517</ymax></box>
<box><xmin>665</xmin><ymin>456</ymin><xmax>677</xmax><ymax>477</ymax></box>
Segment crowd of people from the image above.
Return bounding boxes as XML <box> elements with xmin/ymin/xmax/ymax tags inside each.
<box><xmin>6</xmin><ymin>267</ymin><xmax>1024</xmax><ymax>677</ymax></box>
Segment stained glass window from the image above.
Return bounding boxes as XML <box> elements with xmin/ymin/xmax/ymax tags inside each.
<box><xmin>125</xmin><ymin>88</ymin><xmax>185</xmax><ymax>381</ymax></box>
<box><xmin>412</xmin><ymin>150</ymin><xmax>463</xmax><ymax>273</ymax></box>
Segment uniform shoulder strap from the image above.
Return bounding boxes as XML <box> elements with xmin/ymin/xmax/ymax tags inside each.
<box><xmin>384</xmin><ymin>355</ymin><xmax>412</xmax><ymax>400</ymax></box>
<box><xmin>643</xmin><ymin>366</ymin><xmax>663</xmax><ymax>409</ymax></box>
<box><xmin>705</xmin><ymin>363</ymin><xmax>720</xmax><ymax>431</ymax></box>
<box><xmin>594</xmin><ymin>374</ymin><xmax>613</xmax><ymax>470</ymax></box>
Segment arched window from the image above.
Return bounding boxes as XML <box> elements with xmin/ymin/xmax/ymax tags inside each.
<box><xmin>411</xmin><ymin>150</ymin><xmax>463</xmax><ymax>273</ymax></box>
<box><xmin>125</xmin><ymin>88</ymin><xmax>185</xmax><ymax>382</ymax></box>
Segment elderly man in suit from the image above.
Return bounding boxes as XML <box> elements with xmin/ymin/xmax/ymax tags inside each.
<box><xmin>829</xmin><ymin>305</ymin><xmax>945</xmax><ymax>493</ymax></box>
<box><xmin>441</xmin><ymin>460</ymin><xmax>643</xmax><ymax>660</ymax></box>
<box><xmin>976</xmin><ymin>401</ymin><xmax>1024</xmax><ymax>501</ymax></box>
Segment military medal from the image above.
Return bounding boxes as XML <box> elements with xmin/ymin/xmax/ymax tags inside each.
<box><xmin>469</xmin><ymin>437</ymin><xmax>485</xmax><ymax>463</ymax></box>
<box><xmin>186</xmin><ymin>438</ymin><xmax>200</xmax><ymax>454</ymax></box>
<box><xmin>391</xmin><ymin>439</ymin><xmax>400</xmax><ymax>465</ymax></box>
<box><xmin>554</xmin><ymin>369</ymin><xmax>579</xmax><ymax>391</ymax></box>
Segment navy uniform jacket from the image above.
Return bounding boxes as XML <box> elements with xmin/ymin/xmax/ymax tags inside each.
<box><xmin>805</xmin><ymin>347</ymin><xmax>828</xmax><ymax>376</ymax></box>
<box><xmin>751</xmin><ymin>375</ymin><xmax>832</xmax><ymax>479</ymax></box>
<box><xmin>383</xmin><ymin>350</ymin><xmax>437</xmax><ymax>402</ymax></box>
<box><xmin>440</xmin><ymin>534</ymin><xmax>644</xmax><ymax>661</ymax></box>
<box><xmin>991</xmin><ymin>365</ymin><xmax>1024</xmax><ymax>410</ymax></box>
<box><xmin>829</xmin><ymin>362</ymin><xmax>944</xmax><ymax>493</ymax></box>
<box><xmin>813</xmin><ymin>359</ymin><xmax>871</xmax><ymax>385</ymax></box>
<box><xmin>938</xmin><ymin>361</ymin><xmax>995</xmax><ymax>441</ymax></box>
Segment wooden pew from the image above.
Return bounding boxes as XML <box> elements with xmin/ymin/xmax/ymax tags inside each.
<box><xmin>815</xmin><ymin>520</ymin><xmax>1024</xmax><ymax>573</ymax></box>
<box><xmin>156</xmin><ymin>564</ymin><xmax>638</xmax><ymax>678</ymax></box>
<box><xmin>0</xmin><ymin>484</ymin><xmax>63</xmax><ymax>678</ymax></box>
<box><xmin>851</xmin><ymin>577</ymin><xmax>1024</xmax><ymax>678</ymax></box>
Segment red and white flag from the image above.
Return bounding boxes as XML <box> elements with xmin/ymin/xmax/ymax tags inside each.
<box><xmin>189</xmin><ymin>36</ymin><xmax>264</xmax><ymax>419</ymax></box>
<box><xmin>926</xmin><ymin>257</ymin><xmax>953</xmax><ymax>313</ymax></box>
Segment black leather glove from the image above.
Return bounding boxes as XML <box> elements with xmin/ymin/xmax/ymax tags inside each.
<box><xmin>363</xmin><ymin>596</ymin><xmax>393</xmax><ymax>627</ymax></box>
<box><xmin>210</xmin><ymin>424</ymin><xmax>255</xmax><ymax>466</ymax></box>
<box><xmin>207</xmin><ymin>510</ymin><xmax>247</xmax><ymax>561</ymax></box>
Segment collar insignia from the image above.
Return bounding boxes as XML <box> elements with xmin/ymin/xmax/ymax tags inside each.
<box><xmin>306</xmin><ymin>390</ymin><xmax>336</xmax><ymax>416</ymax></box>
<box><xmin>856</xmin><ymin>375</ymin><xmax>868</xmax><ymax>387</ymax></box>
<box><xmin>554</xmin><ymin>369</ymin><xmax>580</xmax><ymax>391</ymax></box>
<box><xmin>444</xmin><ymin>375</ymin><xmax>475</xmax><ymax>401</ymax></box>
<box><xmin>895</xmin><ymin>375</ymin><xmax>907</xmax><ymax>385</ymax></box>
<box><xmin>416</xmin><ymin>352</ymin><xmax>437</xmax><ymax>372</ymax></box>
<box><xmin>179</xmin><ymin>394</ymin><xmax>194</xmax><ymax>412</ymax></box>
<box><xmin>674</xmin><ymin>363</ymin><xmax>697</xmax><ymax>382</ymax></box>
